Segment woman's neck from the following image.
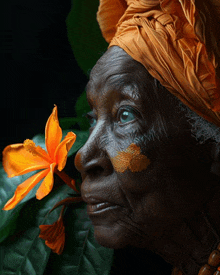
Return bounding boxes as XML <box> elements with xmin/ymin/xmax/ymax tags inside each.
<box><xmin>154</xmin><ymin>185</ymin><xmax>220</xmax><ymax>275</ymax></box>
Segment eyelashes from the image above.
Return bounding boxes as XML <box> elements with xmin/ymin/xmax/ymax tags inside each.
<box><xmin>86</xmin><ymin>105</ymin><xmax>140</xmax><ymax>129</ymax></box>
<box><xmin>85</xmin><ymin>111</ymin><xmax>97</xmax><ymax>128</ymax></box>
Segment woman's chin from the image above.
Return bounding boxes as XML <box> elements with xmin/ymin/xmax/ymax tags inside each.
<box><xmin>93</xmin><ymin>223</ymin><xmax>147</xmax><ymax>249</ymax></box>
<box><xmin>92</xmin><ymin>222</ymin><xmax>133</xmax><ymax>249</ymax></box>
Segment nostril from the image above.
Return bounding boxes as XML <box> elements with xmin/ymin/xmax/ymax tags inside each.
<box><xmin>82</xmin><ymin>158</ymin><xmax>113</xmax><ymax>179</ymax></box>
<box><xmin>87</xmin><ymin>166</ymin><xmax>104</xmax><ymax>178</ymax></box>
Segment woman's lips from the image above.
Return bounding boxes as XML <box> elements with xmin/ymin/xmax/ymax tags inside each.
<box><xmin>87</xmin><ymin>202</ymin><xmax>120</xmax><ymax>215</ymax></box>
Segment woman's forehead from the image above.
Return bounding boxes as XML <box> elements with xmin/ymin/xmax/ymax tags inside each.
<box><xmin>86</xmin><ymin>75</ymin><xmax>143</xmax><ymax>109</ymax></box>
<box><xmin>86</xmin><ymin>46</ymin><xmax>183</xmax><ymax>118</ymax></box>
<box><xmin>89</xmin><ymin>46</ymin><xmax>146</xmax><ymax>83</ymax></box>
<box><xmin>87</xmin><ymin>57</ymin><xmax>151</xmax><ymax>107</ymax></box>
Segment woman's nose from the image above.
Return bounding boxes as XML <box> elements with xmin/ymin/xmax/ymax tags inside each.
<box><xmin>75</xmin><ymin>153</ymin><xmax>112</xmax><ymax>180</ymax></box>
<box><xmin>74</xmin><ymin>125</ymin><xmax>113</xmax><ymax>180</ymax></box>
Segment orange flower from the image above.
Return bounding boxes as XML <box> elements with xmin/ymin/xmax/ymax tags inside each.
<box><xmin>39</xmin><ymin>197</ymin><xmax>82</xmax><ymax>254</ymax></box>
<box><xmin>39</xmin><ymin>206</ymin><xmax>65</xmax><ymax>255</ymax></box>
<box><xmin>2</xmin><ymin>106</ymin><xmax>77</xmax><ymax>210</ymax></box>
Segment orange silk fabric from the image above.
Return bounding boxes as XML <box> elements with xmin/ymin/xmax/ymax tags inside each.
<box><xmin>97</xmin><ymin>0</ymin><xmax>220</xmax><ymax>127</ymax></box>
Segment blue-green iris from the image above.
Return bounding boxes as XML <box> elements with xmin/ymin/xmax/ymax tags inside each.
<box><xmin>119</xmin><ymin>110</ymin><xmax>135</xmax><ymax>124</ymax></box>
<box><xmin>89</xmin><ymin>117</ymin><xmax>97</xmax><ymax>128</ymax></box>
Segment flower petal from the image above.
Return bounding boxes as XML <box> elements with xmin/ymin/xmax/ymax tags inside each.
<box><xmin>39</xmin><ymin>206</ymin><xmax>65</xmax><ymax>255</ymax></box>
<box><xmin>3</xmin><ymin>169</ymin><xmax>49</xmax><ymax>210</ymax></box>
<box><xmin>36</xmin><ymin>163</ymin><xmax>56</xmax><ymax>200</ymax></box>
<box><xmin>39</xmin><ymin>220</ymin><xmax>65</xmax><ymax>255</ymax></box>
<box><xmin>3</xmin><ymin>143</ymin><xmax>50</xmax><ymax>178</ymax></box>
<box><xmin>54</xmin><ymin>132</ymin><xmax>76</xmax><ymax>171</ymax></box>
<box><xmin>45</xmin><ymin>105</ymin><xmax>62</xmax><ymax>160</ymax></box>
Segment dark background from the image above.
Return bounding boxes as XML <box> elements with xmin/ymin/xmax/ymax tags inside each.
<box><xmin>1</xmin><ymin>2</ymin><xmax>173</xmax><ymax>273</ymax></box>
<box><xmin>1</xmin><ymin>0</ymin><xmax>88</xmax><ymax>155</ymax></box>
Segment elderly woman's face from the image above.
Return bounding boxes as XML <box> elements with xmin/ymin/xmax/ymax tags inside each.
<box><xmin>74</xmin><ymin>47</ymin><xmax>214</xmax><ymax>250</ymax></box>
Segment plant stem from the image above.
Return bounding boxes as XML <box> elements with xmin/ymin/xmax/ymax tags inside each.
<box><xmin>55</xmin><ymin>169</ymin><xmax>79</xmax><ymax>193</ymax></box>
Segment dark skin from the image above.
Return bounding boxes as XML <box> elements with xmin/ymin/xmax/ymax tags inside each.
<box><xmin>74</xmin><ymin>46</ymin><xmax>220</xmax><ymax>274</ymax></box>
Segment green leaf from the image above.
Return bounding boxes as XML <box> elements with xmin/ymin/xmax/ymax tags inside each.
<box><xmin>75</xmin><ymin>90</ymin><xmax>90</xmax><ymax>117</ymax></box>
<box><xmin>44</xmin><ymin>203</ymin><xmax>114</xmax><ymax>275</ymax></box>
<box><xmin>78</xmin><ymin>227</ymin><xmax>114</xmax><ymax>275</ymax></box>
<box><xmin>59</xmin><ymin>117</ymin><xmax>90</xmax><ymax>131</ymax></box>
<box><xmin>1</xmin><ymin>185</ymin><xmax>72</xmax><ymax>275</ymax></box>
<box><xmin>0</xmin><ymin>209</ymin><xmax>19</xmax><ymax>243</ymax></box>
<box><xmin>59</xmin><ymin>117</ymin><xmax>82</xmax><ymax>130</ymax></box>
<box><xmin>66</xmin><ymin>0</ymin><xmax>108</xmax><ymax>75</ymax></box>
<box><xmin>74</xmin><ymin>90</ymin><xmax>91</xmax><ymax>131</ymax></box>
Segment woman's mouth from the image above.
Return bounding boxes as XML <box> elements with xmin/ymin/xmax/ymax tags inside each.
<box><xmin>87</xmin><ymin>202</ymin><xmax>120</xmax><ymax>215</ymax></box>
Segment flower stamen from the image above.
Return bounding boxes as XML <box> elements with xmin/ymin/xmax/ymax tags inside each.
<box><xmin>23</xmin><ymin>139</ymin><xmax>51</xmax><ymax>162</ymax></box>
<box><xmin>23</xmin><ymin>139</ymin><xmax>36</xmax><ymax>154</ymax></box>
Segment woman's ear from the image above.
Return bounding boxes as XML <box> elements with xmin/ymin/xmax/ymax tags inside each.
<box><xmin>210</xmin><ymin>142</ymin><xmax>220</xmax><ymax>177</ymax></box>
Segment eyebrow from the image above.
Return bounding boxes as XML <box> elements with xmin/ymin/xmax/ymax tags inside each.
<box><xmin>120</xmin><ymin>85</ymin><xmax>140</xmax><ymax>102</ymax></box>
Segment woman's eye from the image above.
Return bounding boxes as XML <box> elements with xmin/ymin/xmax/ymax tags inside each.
<box><xmin>118</xmin><ymin>108</ymin><xmax>136</xmax><ymax>124</ymax></box>
<box><xmin>89</xmin><ymin>117</ymin><xmax>97</xmax><ymax>127</ymax></box>
<box><xmin>85</xmin><ymin>112</ymin><xmax>97</xmax><ymax>128</ymax></box>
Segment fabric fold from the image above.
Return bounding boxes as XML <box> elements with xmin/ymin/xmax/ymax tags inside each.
<box><xmin>97</xmin><ymin>0</ymin><xmax>128</xmax><ymax>43</ymax></box>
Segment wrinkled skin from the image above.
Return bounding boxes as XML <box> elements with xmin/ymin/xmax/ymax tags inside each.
<box><xmin>74</xmin><ymin>46</ymin><xmax>220</xmax><ymax>262</ymax></box>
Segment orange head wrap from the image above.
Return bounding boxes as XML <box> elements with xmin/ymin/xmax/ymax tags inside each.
<box><xmin>97</xmin><ymin>0</ymin><xmax>220</xmax><ymax>127</ymax></box>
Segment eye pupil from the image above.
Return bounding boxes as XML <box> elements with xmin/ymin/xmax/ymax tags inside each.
<box><xmin>122</xmin><ymin>111</ymin><xmax>129</xmax><ymax>120</ymax></box>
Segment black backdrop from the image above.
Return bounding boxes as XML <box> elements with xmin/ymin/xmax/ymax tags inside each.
<box><xmin>1</xmin><ymin>0</ymin><xmax>88</xmax><ymax>155</ymax></box>
<box><xmin>1</xmin><ymin>1</ymin><xmax>173</xmax><ymax>274</ymax></box>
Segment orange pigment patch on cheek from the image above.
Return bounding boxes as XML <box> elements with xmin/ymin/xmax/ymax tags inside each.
<box><xmin>111</xmin><ymin>152</ymin><xmax>132</xmax><ymax>173</ymax></box>
<box><xmin>128</xmin><ymin>154</ymin><xmax>150</xmax><ymax>172</ymax></box>
<box><xmin>111</xmin><ymin>143</ymin><xmax>150</xmax><ymax>173</ymax></box>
